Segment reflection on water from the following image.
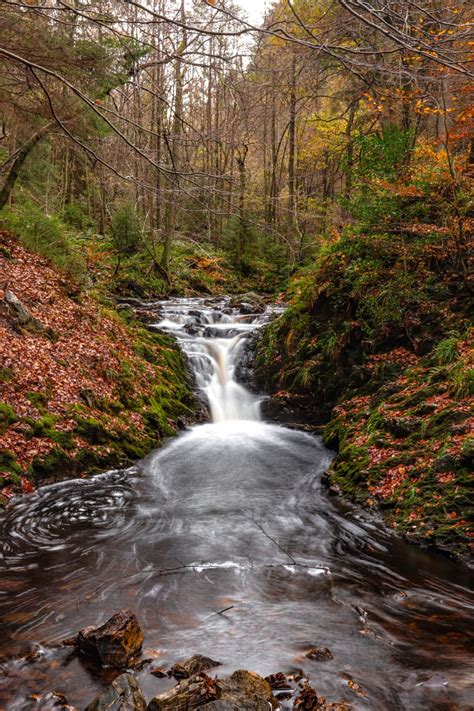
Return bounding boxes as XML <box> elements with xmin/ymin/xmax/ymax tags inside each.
<box><xmin>0</xmin><ymin>298</ymin><xmax>472</xmax><ymax>710</ymax></box>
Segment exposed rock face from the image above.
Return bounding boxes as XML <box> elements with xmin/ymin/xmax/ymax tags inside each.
<box><xmin>147</xmin><ymin>669</ymin><xmax>278</xmax><ymax>711</ymax></box>
<box><xmin>76</xmin><ymin>610</ymin><xmax>144</xmax><ymax>668</ymax></box>
<box><xmin>171</xmin><ymin>654</ymin><xmax>221</xmax><ymax>679</ymax></box>
<box><xmin>85</xmin><ymin>673</ymin><xmax>147</xmax><ymax>711</ymax></box>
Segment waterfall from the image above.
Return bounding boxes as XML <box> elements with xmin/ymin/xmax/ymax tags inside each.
<box><xmin>154</xmin><ymin>298</ymin><xmax>270</xmax><ymax>422</ymax></box>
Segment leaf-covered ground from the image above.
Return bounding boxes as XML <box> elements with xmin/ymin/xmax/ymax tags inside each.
<box><xmin>324</xmin><ymin>335</ymin><xmax>473</xmax><ymax>556</ymax></box>
<box><xmin>0</xmin><ymin>232</ymin><xmax>196</xmax><ymax>503</ymax></box>
<box><xmin>256</xmin><ymin>220</ymin><xmax>473</xmax><ymax>558</ymax></box>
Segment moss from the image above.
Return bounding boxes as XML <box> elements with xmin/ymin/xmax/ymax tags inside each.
<box><xmin>74</xmin><ymin>416</ymin><xmax>112</xmax><ymax>445</ymax></box>
<box><xmin>29</xmin><ymin>448</ymin><xmax>74</xmax><ymax>482</ymax></box>
<box><xmin>25</xmin><ymin>391</ymin><xmax>49</xmax><ymax>413</ymax></box>
<box><xmin>0</xmin><ymin>450</ymin><xmax>22</xmax><ymax>478</ymax></box>
<box><xmin>0</xmin><ymin>402</ymin><xmax>17</xmax><ymax>433</ymax></box>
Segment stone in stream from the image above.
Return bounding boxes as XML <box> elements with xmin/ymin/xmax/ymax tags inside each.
<box><xmin>294</xmin><ymin>682</ymin><xmax>351</xmax><ymax>710</ymax></box>
<box><xmin>229</xmin><ymin>292</ymin><xmax>265</xmax><ymax>314</ymax></box>
<box><xmin>147</xmin><ymin>669</ymin><xmax>278</xmax><ymax>710</ymax></box>
<box><xmin>85</xmin><ymin>673</ymin><xmax>147</xmax><ymax>711</ymax></box>
<box><xmin>170</xmin><ymin>654</ymin><xmax>221</xmax><ymax>679</ymax></box>
<box><xmin>305</xmin><ymin>646</ymin><xmax>334</xmax><ymax>661</ymax></box>
<box><xmin>76</xmin><ymin>609</ymin><xmax>144</xmax><ymax>668</ymax></box>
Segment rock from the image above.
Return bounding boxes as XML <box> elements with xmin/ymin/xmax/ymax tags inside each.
<box><xmin>205</xmin><ymin>670</ymin><xmax>278</xmax><ymax>710</ymax></box>
<box><xmin>383</xmin><ymin>416</ymin><xmax>421</xmax><ymax>437</ymax></box>
<box><xmin>85</xmin><ymin>673</ymin><xmax>146</xmax><ymax>710</ymax></box>
<box><xmin>294</xmin><ymin>682</ymin><xmax>350</xmax><ymax>710</ymax></box>
<box><xmin>3</xmin><ymin>289</ymin><xmax>46</xmax><ymax>334</ymax></box>
<box><xmin>135</xmin><ymin>308</ymin><xmax>161</xmax><ymax>324</ymax></box>
<box><xmin>229</xmin><ymin>292</ymin><xmax>265</xmax><ymax>314</ymax></box>
<box><xmin>171</xmin><ymin>654</ymin><xmax>221</xmax><ymax>679</ymax></box>
<box><xmin>147</xmin><ymin>669</ymin><xmax>278</xmax><ymax>711</ymax></box>
<box><xmin>305</xmin><ymin>646</ymin><xmax>333</xmax><ymax>661</ymax></box>
<box><xmin>30</xmin><ymin>690</ymin><xmax>74</xmax><ymax>709</ymax></box>
<box><xmin>76</xmin><ymin>610</ymin><xmax>144</xmax><ymax>668</ymax></box>
<box><xmin>433</xmin><ymin>453</ymin><xmax>459</xmax><ymax>473</ymax></box>
<box><xmin>147</xmin><ymin>673</ymin><xmax>219</xmax><ymax>710</ymax></box>
<box><xmin>116</xmin><ymin>297</ymin><xmax>144</xmax><ymax>306</ymax></box>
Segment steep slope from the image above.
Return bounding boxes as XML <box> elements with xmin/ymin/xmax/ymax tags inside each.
<box><xmin>0</xmin><ymin>231</ymin><xmax>196</xmax><ymax>502</ymax></box>
<box><xmin>256</xmin><ymin>226</ymin><xmax>473</xmax><ymax>557</ymax></box>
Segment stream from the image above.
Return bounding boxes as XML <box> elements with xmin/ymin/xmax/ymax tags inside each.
<box><xmin>0</xmin><ymin>297</ymin><xmax>473</xmax><ymax>710</ymax></box>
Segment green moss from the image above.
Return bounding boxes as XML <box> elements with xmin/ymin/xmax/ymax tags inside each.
<box><xmin>0</xmin><ymin>450</ymin><xmax>22</xmax><ymax>479</ymax></box>
<box><xmin>26</xmin><ymin>391</ymin><xmax>49</xmax><ymax>412</ymax></box>
<box><xmin>0</xmin><ymin>402</ymin><xmax>17</xmax><ymax>433</ymax></box>
<box><xmin>74</xmin><ymin>416</ymin><xmax>112</xmax><ymax>445</ymax></box>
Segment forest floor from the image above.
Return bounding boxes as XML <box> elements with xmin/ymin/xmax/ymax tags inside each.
<box><xmin>0</xmin><ymin>231</ymin><xmax>200</xmax><ymax>503</ymax></box>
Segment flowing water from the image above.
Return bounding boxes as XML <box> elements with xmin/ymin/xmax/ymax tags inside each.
<box><xmin>0</xmin><ymin>297</ymin><xmax>472</xmax><ymax>710</ymax></box>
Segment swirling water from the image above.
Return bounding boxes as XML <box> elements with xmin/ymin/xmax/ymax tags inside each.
<box><xmin>0</xmin><ymin>297</ymin><xmax>472</xmax><ymax>710</ymax></box>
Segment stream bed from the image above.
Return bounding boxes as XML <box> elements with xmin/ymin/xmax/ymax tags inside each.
<box><xmin>0</xmin><ymin>297</ymin><xmax>473</xmax><ymax>710</ymax></box>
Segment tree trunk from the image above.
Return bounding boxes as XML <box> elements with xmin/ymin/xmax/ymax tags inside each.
<box><xmin>0</xmin><ymin>123</ymin><xmax>52</xmax><ymax>210</ymax></box>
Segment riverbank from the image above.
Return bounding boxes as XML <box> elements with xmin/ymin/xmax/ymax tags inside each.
<box><xmin>0</xmin><ymin>231</ymin><xmax>197</xmax><ymax>503</ymax></box>
<box><xmin>255</xmin><ymin>227</ymin><xmax>473</xmax><ymax>560</ymax></box>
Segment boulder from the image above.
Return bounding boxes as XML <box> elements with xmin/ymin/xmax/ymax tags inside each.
<box><xmin>85</xmin><ymin>673</ymin><xmax>146</xmax><ymax>711</ymax></box>
<box><xmin>229</xmin><ymin>292</ymin><xmax>265</xmax><ymax>315</ymax></box>
<box><xmin>206</xmin><ymin>669</ymin><xmax>278</xmax><ymax>710</ymax></box>
<box><xmin>147</xmin><ymin>669</ymin><xmax>278</xmax><ymax>711</ymax></box>
<box><xmin>76</xmin><ymin>609</ymin><xmax>144</xmax><ymax>668</ymax></box>
<box><xmin>147</xmin><ymin>673</ymin><xmax>219</xmax><ymax>710</ymax></box>
<box><xmin>171</xmin><ymin>654</ymin><xmax>221</xmax><ymax>679</ymax></box>
<box><xmin>3</xmin><ymin>289</ymin><xmax>47</xmax><ymax>334</ymax></box>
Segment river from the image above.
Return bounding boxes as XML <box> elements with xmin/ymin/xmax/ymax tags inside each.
<box><xmin>0</xmin><ymin>297</ymin><xmax>472</xmax><ymax>710</ymax></box>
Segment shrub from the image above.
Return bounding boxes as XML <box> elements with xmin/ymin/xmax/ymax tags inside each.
<box><xmin>0</xmin><ymin>201</ymin><xmax>86</xmax><ymax>279</ymax></box>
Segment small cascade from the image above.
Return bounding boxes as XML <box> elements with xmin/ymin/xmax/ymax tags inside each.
<box><xmin>154</xmin><ymin>298</ymin><xmax>273</xmax><ymax>422</ymax></box>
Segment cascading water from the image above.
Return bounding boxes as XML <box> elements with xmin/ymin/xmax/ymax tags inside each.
<box><xmin>0</xmin><ymin>296</ymin><xmax>472</xmax><ymax>711</ymax></box>
<box><xmin>154</xmin><ymin>298</ymin><xmax>272</xmax><ymax>422</ymax></box>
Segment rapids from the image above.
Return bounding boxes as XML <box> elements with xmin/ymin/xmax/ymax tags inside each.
<box><xmin>0</xmin><ymin>297</ymin><xmax>472</xmax><ymax>710</ymax></box>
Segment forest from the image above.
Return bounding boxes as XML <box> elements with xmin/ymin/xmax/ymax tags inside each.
<box><xmin>0</xmin><ymin>1</ymin><xmax>473</xmax><ymax>709</ymax></box>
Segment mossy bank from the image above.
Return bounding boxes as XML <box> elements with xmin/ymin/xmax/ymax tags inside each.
<box><xmin>256</xmin><ymin>226</ymin><xmax>473</xmax><ymax>559</ymax></box>
<box><xmin>0</xmin><ymin>232</ymin><xmax>197</xmax><ymax>503</ymax></box>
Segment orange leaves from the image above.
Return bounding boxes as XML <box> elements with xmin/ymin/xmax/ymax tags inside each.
<box><xmin>369</xmin><ymin>465</ymin><xmax>410</xmax><ymax>499</ymax></box>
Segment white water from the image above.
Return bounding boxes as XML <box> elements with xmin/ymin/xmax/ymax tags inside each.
<box><xmin>154</xmin><ymin>297</ymin><xmax>276</xmax><ymax>422</ymax></box>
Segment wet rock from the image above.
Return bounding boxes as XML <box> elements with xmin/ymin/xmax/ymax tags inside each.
<box><xmin>209</xmin><ymin>669</ymin><xmax>278</xmax><ymax>710</ymax></box>
<box><xmin>135</xmin><ymin>309</ymin><xmax>161</xmax><ymax>324</ymax></box>
<box><xmin>85</xmin><ymin>673</ymin><xmax>146</xmax><ymax>710</ymax></box>
<box><xmin>30</xmin><ymin>690</ymin><xmax>74</xmax><ymax>709</ymax></box>
<box><xmin>294</xmin><ymin>682</ymin><xmax>350</xmax><ymax>710</ymax></box>
<box><xmin>147</xmin><ymin>669</ymin><xmax>278</xmax><ymax>711</ymax></box>
<box><xmin>305</xmin><ymin>646</ymin><xmax>333</xmax><ymax>661</ymax></box>
<box><xmin>229</xmin><ymin>292</ymin><xmax>265</xmax><ymax>314</ymax></box>
<box><xmin>115</xmin><ymin>297</ymin><xmax>144</xmax><ymax>307</ymax></box>
<box><xmin>171</xmin><ymin>654</ymin><xmax>221</xmax><ymax>679</ymax></box>
<box><xmin>147</xmin><ymin>673</ymin><xmax>219</xmax><ymax>709</ymax></box>
<box><xmin>150</xmin><ymin>666</ymin><xmax>168</xmax><ymax>678</ymax></box>
<box><xmin>76</xmin><ymin>610</ymin><xmax>144</xmax><ymax>668</ymax></box>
